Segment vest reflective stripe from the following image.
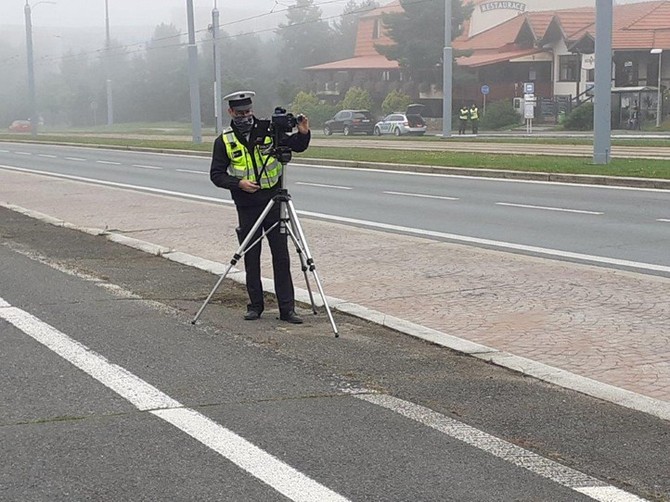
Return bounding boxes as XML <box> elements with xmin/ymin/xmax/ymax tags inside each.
<box><xmin>470</xmin><ymin>108</ymin><xmax>479</xmax><ymax>120</ymax></box>
<box><xmin>221</xmin><ymin>128</ymin><xmax>282</xmax><ymax>188</ymax></box>
<box><xmin>459</xmin><ymin>108</ymin><xmax>469</xmax><ymax>120</ymax></box>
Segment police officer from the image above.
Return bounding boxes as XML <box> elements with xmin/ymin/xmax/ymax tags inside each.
<box><xmin>210</xmin><ymin>91</ymin><xmax>311</xmax><ymax>324</ymax></box>
<box><xmin>469</xmin><ymin>103</ymin><xmax>480</xmax><ymax>134</ymax></box>
<box><xmin>458</xmin><ymin>104</ymin><xmax>469</xmax><ymax>135</ymax></box>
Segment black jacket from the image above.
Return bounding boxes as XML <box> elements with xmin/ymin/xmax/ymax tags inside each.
<box><xmin>210</xmin><ymin>118</ymin><xmax>311</xmax><ymax>207</ymax></box>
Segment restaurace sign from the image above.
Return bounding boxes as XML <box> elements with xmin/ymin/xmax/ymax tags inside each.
<box><xmin>480</xmin><ymin>1</ymin><xmax>527</xmax><ymax>12</ymax></box>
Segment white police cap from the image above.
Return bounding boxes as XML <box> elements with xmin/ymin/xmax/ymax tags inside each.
<box><xmin>224</xmin><ymin>90</ymin><xmax>255</xmax><ymax>111</ymax></box>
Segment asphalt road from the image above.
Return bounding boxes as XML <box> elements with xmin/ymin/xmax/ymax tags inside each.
<box><xmin>1</xmin><ymin>142</ymin><xmax>669</xmax><ymax>273</ymax></box>
<box><xmin>2</xmin><ymin>207</ymin><xmax>669</xmax><ymax>501</ymax></box>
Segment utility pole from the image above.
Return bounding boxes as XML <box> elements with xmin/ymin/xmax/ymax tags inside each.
<box><xmin>24</xmin><ymin>1</ymin><xmax>38</xmax><ymax>138</ymax></box>
<box><xmin>105</xmin><ymin>0</ymin><xmax>114</xmax><ymax>125</ymax></box>
<box><xmin>212</xmin><ymin>1</ymin><xmax>223</xmax><ymax>135</ymax></box>
<box><xmin>186</xmin><ymin>0</ymin><xmax>202</xmax><ymax>144</ymax></box>
<box><xmin>442</xmin><ymin>0</ymin><xmax>452</xmax><ymax>138</ymax></box>
<box><xmin>593</xmin><ymin>0</ymin><xmax>612</xmax><ymax>164</ymax></box>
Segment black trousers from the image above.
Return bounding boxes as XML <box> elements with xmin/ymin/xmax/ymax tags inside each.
<box><xmin>459</xmin><ymin>119</ymin><xmax>467</xmax><ymax>134</ymax></box>
<box><xmin>237</xmin><ymin>202</ymin><xmax>294</xmax><ymax>315</ymax></box>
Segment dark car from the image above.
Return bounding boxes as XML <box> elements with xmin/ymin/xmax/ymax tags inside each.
<box><xmin>323</xmin><ymin>110</ymin><xmax>374</xmax><ymax>136</ymax></box>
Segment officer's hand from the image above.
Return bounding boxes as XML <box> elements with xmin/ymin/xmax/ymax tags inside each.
<box><xmin>297</xmin><ymin>114</ymin><xmax>310</xmax><ymax>135</ymax></box>
<box><xmin>239</xmin><ymin>179</ymin><xmax>260</xmax><ymax>193</ymax></box>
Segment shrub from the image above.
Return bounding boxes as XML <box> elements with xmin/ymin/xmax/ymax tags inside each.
<box><xmin>381</xmin><ymin>90</ymin><xmax>411</xmax><ymax>115</ymax></box>
<box><xmin>290</xmin><ymin>92</ymin><xmax>337</xmax><ymax>128</ymax></box>
<box><xmin>563</xmin><ymin>102</ymin><xmax>594</xmax><ymax>130</ymax></box>
<box><xmin>480</xmin><ymin>99</ymin><xmax>521</xmax><ymax>130</ymax></box>
<box><xmin>340</xmin><ymin>87</ymin><xmax>374</xmax><ymax>111</ymax></box>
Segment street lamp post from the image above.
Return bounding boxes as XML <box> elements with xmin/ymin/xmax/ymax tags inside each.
<box><xmin>105</xmin><ymin>0</ymin><xmax>114</xmax><ymax>125</ymax></box>
<box><xmin>441</xmin><ymin>0</ymin><xmax>452</xmax><ymax>138</ymax></box>
<box><xmin>24</xmin><ymin>0</ymin><xmax>56</xmax><ymax>138</ymax></box>
<box><xmin>651</xmin><ymin>48</ymin><xmax>663</xmax><ymax>127</ymax></box>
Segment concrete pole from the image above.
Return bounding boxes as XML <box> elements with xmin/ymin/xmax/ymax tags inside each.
<box><xmin>186</xmin><ymin>0</ymin><xmax>203</xmax><ymax>144</ymax></box>
<box><xmin>105</xmin><ymin>0</ymin><xmax>114</xmax><ymax>126</ymax></box>
<box><xmin>24</xmin><ymin>1</ymin><xmax>38</xmax><ymax>138</ymax></box>
<box><xmin>656</xmin><ymin>50</ymin><xmax>662</xmax><ymax>127</ymax></box>
<box><xmin>212</xmin><ymin>4</ymin><xmax>223</xmax><ymax>135</ymax></box>
<box><xmin>593</xmin><ymin>0</ymin><xmax>612</xmax><ymax>165</ymax></box>
<box><xmin>442</xmin><ymin>0</ymin><xmax>452</xmax><ymax>138</ymax></box>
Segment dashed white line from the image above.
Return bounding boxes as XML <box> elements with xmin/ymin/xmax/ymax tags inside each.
<box><xmin>96</xmin><ymin>160</ymin><xmax>121</xmax><ymax>165</ymax></box>
<box><xmin>384</xmin><ymin>191</ymin><xmax>459</xmax><ymax>201</ymax></box>
<box><xmin>357</xmin><ymin>394</ymin><xmax>647</xmax><ymax>502</ymax></box>
<box><xmin>295</xmin><ymin>182</ymin><xmax>352</xmax><ymax>190</ymax></box>
<box><xmin>15</xmin><ymin>152</ymin><xmax>32</xmax><ymax>155</ymax></box>
<box><xmin>132</xmin><ymin>164</ymin><xmax>163</xmax><ymax>170</ymax></box>
<box><xmin>176</xmin><ymin>169</ymin><xmax>206</xmax><ymax>175</ymax></box>
<box><xmin>658</xmin><ymin>218</ymin><xmax>670</xmax><ymax>223</ymax></box>
<box><xmin>0</xmin><ymin>298</ymin><xmax>349</xmax><ymax>502</ymax></box>
<box><xmin>0</xmin><ymin>149</ymin><xmax>9</xmax><ymax>153</ymax></box>
<box><xmin>38</xmin><ymin>154</ymin><xmax>57</xmax><ymax>158</ymax></box>
<box><xmin>496</xmin><ymin>202</ymin><xmax>603</xmax><ymax>215</ymax></box>
<box><xmin>65</xmin><ymin>157</ymin><xmax>87</xmax><ymax>161</ymax></box>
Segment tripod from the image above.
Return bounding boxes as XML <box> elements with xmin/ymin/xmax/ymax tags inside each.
<box><xmin>191</xmin><ymin>163</ymin><xmax>339</xmax><ymax>337</ymax></box>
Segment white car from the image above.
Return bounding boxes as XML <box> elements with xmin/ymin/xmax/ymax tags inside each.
<box><xmin>373</xmin><ymin>105</ymin><xmax>427</xmax><ymax>136</ymax></box>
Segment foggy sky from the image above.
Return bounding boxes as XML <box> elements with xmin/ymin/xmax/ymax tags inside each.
<box><xmin>0</xmin><ymin>0</ymin><xmax>349</xmax><ymax>32</ymax></box>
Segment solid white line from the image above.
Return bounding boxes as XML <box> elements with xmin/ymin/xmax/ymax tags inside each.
<box><xmin>176</xmin><ymin>169</ymin><xmax>206</xmax><ymax>175</ymax></box>
<box><xmin>357</xmin><ymin>394</ymin><xmax>647</xmax><ymax>502</ymax></box>
<box><xmin>132</xmin><ymin>164</ymin><xmax>163</xmax><ymax>170</ymax></box>
<box><xmin>496</xmin><ymin>202</ymin><xmax>603</xmax><ymax>215</ymax></box>
<box><xmin>65</xmin><ymin>157</ymin><xmax>87</xmax><ymax>161</ymax></box>
<box><xmin>296</xmin><ymin>210</ymin><xmax>670</xmax><ymax>274</ymax></box>
<box><xmin>295</xmin><ymin>182</ymin><xmax>352</xmax><ymax>190</ymax></box>
<box><xmin>96</xmin><ymin>160</ymin><xmax>121</xmax><ymax>165</ymax></box>
<box><xmin>0</xmin><ymin>298</ymin><xmax>349</xmax><ymax>502</ymax></box>
<box><xmin>1</xmin><ymin>164</ymin><xmax>666</xmax><ymax>274</ymax></box>
<box><xmin>384</xmin><ymin>191</ymin><xmax>459</xmax><ymax>201</ymax></box>
<box><xmin>38</xmin><ymin>154</ymin><xmax>57</xmax><ymax>158</ymax></box>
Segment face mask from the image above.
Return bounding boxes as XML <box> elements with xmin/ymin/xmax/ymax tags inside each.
<box><xmin>233</xmin><ymin>115</ymin><xmax>254</xmax><ymax>133</ymax></box>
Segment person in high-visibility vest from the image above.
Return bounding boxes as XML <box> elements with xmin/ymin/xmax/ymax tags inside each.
<box><xmin>458</xmin><ymin>104</ymin><xmax>469</xmax><ymax>134</ymax></box>
<box><xmin>210</xmin><ymin>91</ymin><xmax>311</xmax><ymax>324</ymax></box>
<box><xmin>469</xmin><ymin>103</ymin><xmax>480</xmax><ymax>134</ymax></box>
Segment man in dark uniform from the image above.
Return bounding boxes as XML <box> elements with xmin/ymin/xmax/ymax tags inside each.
<box><xmin>209</xmin><ymin>91</ymin><xmax>311</xmax><ymax>324</ymax></box>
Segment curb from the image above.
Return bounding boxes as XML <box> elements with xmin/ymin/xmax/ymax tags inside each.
<box><xmin>4</xmin><ymin>201</ymin><xmax>669</xmax><ymax>423</ymax></box>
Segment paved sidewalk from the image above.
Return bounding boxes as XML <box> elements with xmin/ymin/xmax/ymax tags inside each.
<box><xmin>1</xmin><ymin>169</ymin><xmax>669</xmax><ymax>418</ymax></box>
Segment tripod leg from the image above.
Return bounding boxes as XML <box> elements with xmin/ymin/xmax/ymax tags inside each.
<box><xmin>285</xmin><ymin>225</ymin><xmax>318</xmax><ymax>314</ymax></box>
<box><xmin>285</xmin><ymin>200</ymin><xmax>339</xmax><ymax>337</ymax></box>
<box><xmin>191</xmin><ymin>199</ymin><xmax>277</xmax><ymax>324</ymax></box>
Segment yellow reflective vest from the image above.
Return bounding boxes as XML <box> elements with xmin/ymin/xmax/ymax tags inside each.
<box><xmin>459</xmin><ymin>107</ymin><xmax>469</xmax><ymax>120</ymax></box>
<box><xmin>470</xmin><ymin>107</ymin><xmax>479</xmax><ymax>120</ymax></box>
<box><xmin>221</xmin><ymin>128</ymin><xmax>282</xmax><ymax>189</ymax></box>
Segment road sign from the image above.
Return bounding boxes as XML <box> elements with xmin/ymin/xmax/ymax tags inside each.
<box><xmin>480</xmin><ymin>85</ymin><xmax>490</xmax><ymax>95</ymax></box>
<box><xmin>524</xmin><ymin>82</ymin><xmax>535</xmax><ymax>94</ymax></box>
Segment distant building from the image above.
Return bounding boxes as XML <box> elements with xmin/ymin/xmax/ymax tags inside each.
<box><xmin>303</xmin><ymin>0</ymin><xmax>669</xmax><ymax>124</ymax></box>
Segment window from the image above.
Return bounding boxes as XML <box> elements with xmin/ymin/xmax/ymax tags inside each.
<box><xmin>559</xmin><ymin>55</ymin><xmax>579</xmax><ymax>82</ymax></box>
<box><xmin>372</xmin><ymin>19</ymin><xmax>381</xmax><ymax>39</ymax></box>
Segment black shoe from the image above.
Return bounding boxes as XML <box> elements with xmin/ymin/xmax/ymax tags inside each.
<box><xmin>244</xmin><ymin>310</ymin><xmax>261</xmax><ymax>321</ymax></box>
<box><xmin>279</xmin><ymin>310</ymin><xmax>303</xmax><ymax>324</ymax></box>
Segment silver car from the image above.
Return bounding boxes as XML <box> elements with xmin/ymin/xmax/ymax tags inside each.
<box><xmin>373</xmin><ymin>105</ymin><xmax>427</xmax><ymax>136</ymax></box>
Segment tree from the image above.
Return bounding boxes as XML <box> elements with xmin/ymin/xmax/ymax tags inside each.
<box><xmin>276</xmin><ymin>0</ymin><xmax>335</xmax><ymax>81</ymax></box>
<box><xmin>340</xmin><ymin>86</ymin><xmax>373</xmax><ymax>110</ymax></box>
<box><xmin>376</xmin><ymin>0</ymin><xmax>473</xmax><ymax>85</ymax></box>
<box><xmin>382</xmin><ymin>89</ymin><xmax>411</xmax><ymax>115</ymax></box>
<box><xmin>332</xmin><ymin>0</ymin><xmax>379</xmax><ymax>60</ymax></box>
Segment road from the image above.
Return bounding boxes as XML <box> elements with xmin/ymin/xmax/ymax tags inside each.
<box><xmin>1</xmin><ymin>142</ymin><xmax>669</xmax><ymax>273</ymax></box>
<box><xmin>2</xmin><ymin>207</ymin><xmax>668</xmax><ymax>501</ymax></box>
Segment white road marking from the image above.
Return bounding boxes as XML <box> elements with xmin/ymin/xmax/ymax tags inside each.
<box><xmin>295</xmin><ymin>182</ymin><xmax>352</xmax><ymax>190</ymax></box>
<box><xmin>176</xmin><ymin>169</ymin><xmax>206</xmax><ymax>175</ymax></box>
<box><xmin>496</xmin><ymin>202</ymin><xmax>603</xmax><ymax>215</ymax></box>
<box><xmin>0</xmin><ymin>297</ymin><xmax>349</xmax><ymax>502</ymax></box>
<box><xmin>357</xmin><ymin>394</ymin><xmax>647</xmax><ymax>502</ymax></box>
<box><xmin>133</xmin><ymin>164</ymin><xmax>163</xmax><ymax>170</ymax></box>
<box><xmin>658</xmin><ymin>218</ymin><xmax>670</xmax><ymax>223</ymax></box>
<box><xmin>96</xmin><ymin>160</ymin><xmax>121</xmax><ymax>165</ymax></box>
<box><xmin>384</xmin><ymin>190</ymin><xmax>459</xmax><ymax>200</ymax></box>
<box><xmin>65</xmin><ymin>157</ymin><xmax>87</xmax><ymax>161</ymax></box>
<box><xmin>1</xmin><ymin>164</ymin><xmax>667</xmax><ymax>275</ymax></box>
<box><xmin>0</xmin><ymin>149</ymin><xmax>9</xmax><ymax>153</ymax></box>
<box><xmin>38</xmin><ymin>154</ymin><xmax>57</xmax><ymax>158</ymax></box>
<box><xmin>15</xmin><ymin>151</ymin><xmax>32</xmax><ymax>155</ymax></box>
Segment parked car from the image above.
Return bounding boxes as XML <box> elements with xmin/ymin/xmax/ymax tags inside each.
<box><xmin>323</xmin><ymin>110</ymin><xmax>374</xmax><ymax>136</ymax></box>
<box><xmin>373</xmin><ymin>104</ymin><xmax>427</xmax><ymax>136</ymax></box>
<box><xmin>8</xmin><ymin>120</ymin><xmax>32</xmax><ymax>132</ymax></box>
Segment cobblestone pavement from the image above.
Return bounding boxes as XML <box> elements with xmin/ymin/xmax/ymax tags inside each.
<box><xmin>1</xmin><ymin>169</ymin><xmax>669</xmax><ymax>403</ymax></box>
